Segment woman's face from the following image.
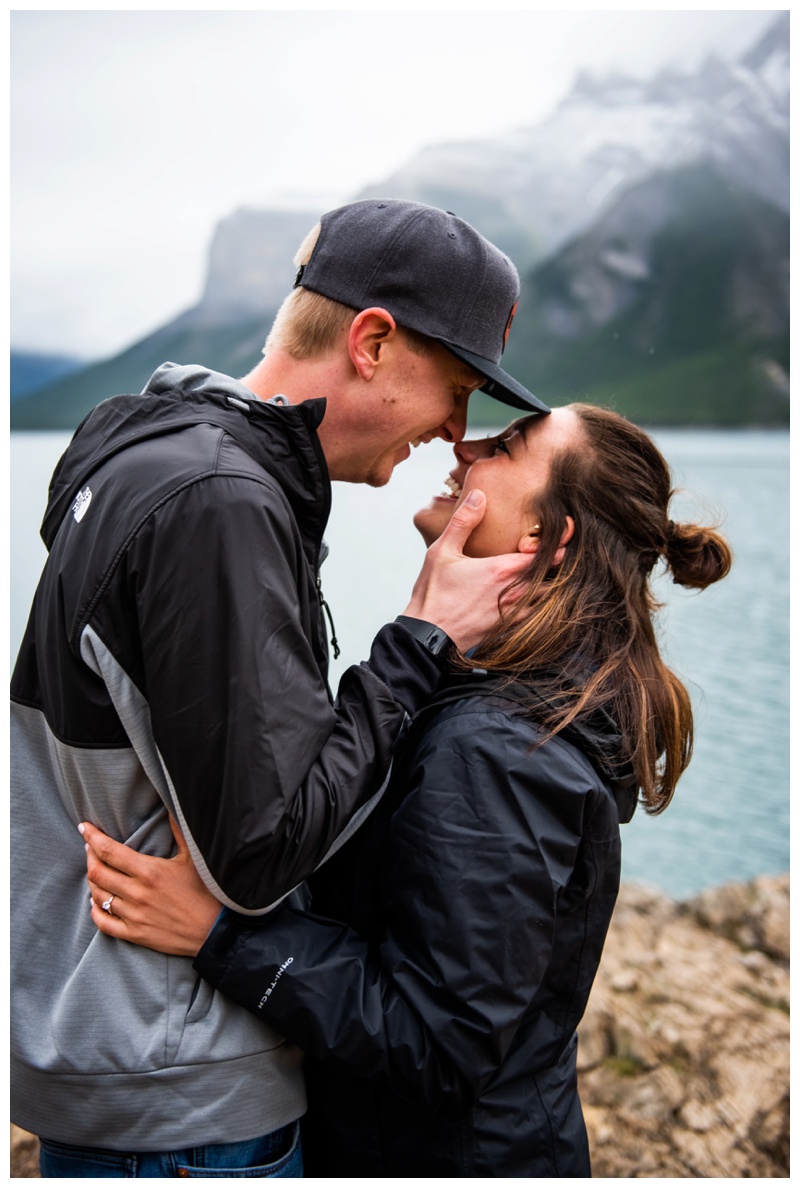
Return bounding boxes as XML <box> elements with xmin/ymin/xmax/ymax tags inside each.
<box><xmin>413</xmin><ymin>407</ymin><xmax>580</xmax><ymax>557</ymax></box>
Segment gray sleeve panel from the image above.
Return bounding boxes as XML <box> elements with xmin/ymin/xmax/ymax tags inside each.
<box><xmin>10</xmin><ymin>700</ymin><xmax>173</xmax><ymax>869</ymax></box>
<box><xmin>80</xmin><ymin>625</ymin><xmax>171</xmax><ymax>799</ymax></box>
<box><xmin>79</xmin><ymin>623</ymin><xmax>394</xmax><ymax>915</ymax></box>
<box><xmin>80</xmin><ymin>623</ymin><xmax>251</xmax><ymax>913</ymax></box>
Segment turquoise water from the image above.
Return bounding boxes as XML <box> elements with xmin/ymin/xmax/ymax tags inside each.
<box><xmin>11</xmin><ymin>429</ymin><xmax>789</xmax><ymax>898</ymax></box>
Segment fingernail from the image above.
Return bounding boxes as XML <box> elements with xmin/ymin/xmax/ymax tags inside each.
<box><xmin>466</xmin><ymin>490</ymin><xmax>483</xmax><ymax>508</ymax></box>
<box><xmin>78</xmin><ymin>823</ymin><xmax>85</xmax><ymax>835</ymax></box>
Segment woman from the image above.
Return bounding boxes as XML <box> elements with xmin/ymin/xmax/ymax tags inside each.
<box><xmin>84</xmin><ymin>404</ymin><xmax>732</xmax><ymax>1176</ymax></box>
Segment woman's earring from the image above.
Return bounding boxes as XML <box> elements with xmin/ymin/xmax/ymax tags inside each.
<box><xmin>531</xmin><ymin>524</ymin><xmax>541</xmax><ymax>536</ymax></box>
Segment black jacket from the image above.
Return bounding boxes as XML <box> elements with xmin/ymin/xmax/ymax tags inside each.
<box><xmin>196</xmin><ymin>673</ymin><xmax>637</xmax><ymax>1176</ymax></box>
<box><xmin>10</xmin><ymin>363</ymin><xmax>451</xmax><ymax>1150</ymax></box>
<box><xmin>13</xmin><ymin>362</ymin><xmax>449</xmax><ymax>912</ymax></box>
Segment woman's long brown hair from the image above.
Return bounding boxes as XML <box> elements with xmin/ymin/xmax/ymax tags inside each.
<box><xmin>461</xmin><ymin>403</ymin><xmax>733</xmax><ymax>814</ymax></box>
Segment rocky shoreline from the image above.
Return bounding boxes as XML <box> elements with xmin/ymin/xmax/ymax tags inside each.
<box><xmin>578</xmin><ymin>874</ymin><xmax>789</xmax><ymax>1177</ymax></box>
<box><xmin>11</xmin><ymin>874</ymin><xmax>789</xmax><ymax>1178</ymax></box>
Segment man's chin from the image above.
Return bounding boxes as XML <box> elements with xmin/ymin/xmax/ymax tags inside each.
<box><xmin>365</xmin><ymin>469</ymin><xmax>392</xmax><ymax>489</ymax></box>
<box><xmin>363</xmin><ymin>449</ymin><xmax>409</xmax><ymax>488</ymax></box>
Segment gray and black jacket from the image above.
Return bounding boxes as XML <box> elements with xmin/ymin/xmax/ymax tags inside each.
<box><xmin>10</xmin><ymin>363</ymin><xmax>448</xmax><ymax>1150</ymax></box>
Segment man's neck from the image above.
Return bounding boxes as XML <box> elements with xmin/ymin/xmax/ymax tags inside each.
<box><xmin>240</xmin><ymin>351</ymin><xmax>315</xmax><ymax>405</ymax></box>
<box><xmin>240</xmin><ymin>350</ymin><xmax>356</xmax><ymax>480</ymax></box>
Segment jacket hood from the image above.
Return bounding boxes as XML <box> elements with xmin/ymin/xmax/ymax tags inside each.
<box><xmin>41</xmin><ymin>363</ymin><xmax>331</xmax><ymax>556</ymax></box>
<box><xmin>554</xmin><ymin>701</ymin><xmax>638</xmax><ymax>823</ymax></box>
<box><xmin>426</xmin><ymin>670</ymin><xmax>638</xmax><ymax>823</ymax></box>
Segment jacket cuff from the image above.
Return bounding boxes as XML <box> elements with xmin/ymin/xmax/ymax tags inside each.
<box><xmin>362</xmin><ymin>621</ymin><xmax>450</xmax><ymax>717</ymax></box>
<box><xmin>194</xmin><ymin>908</ymin><xmax>246</xmax><ymax>988</ymax></box>
<box><xmin>393</xmin><ymin>616</ymin><xmax>453</xmax><ymax>657</ymax></box>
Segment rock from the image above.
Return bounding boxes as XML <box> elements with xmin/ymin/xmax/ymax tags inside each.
<box><xmin>679</xmin><ymin>1099</ymin><xmax>721</xmax><ymax>1133</ymax></box>
<box><xmin>578</xmin><ymin>874</ymin><xmax>789</xmax><ymax>1177</ymax></box>
<box><xmin>10</xmin><ymin>1126</ymin><xmax>39</xmax><ymax>1178</ymax></box>
<box><xmin>685</xmin><ymin>871</ymin><xmax>789</xmax><ymax>962</ymax></box>
<box><xmin>752</xmin><ymin>873</ymin><xmax>791</xmax><ymax>962</ymax></box>
<box><xmin>610</xmin><ymin>968</ymin><xmax>639</xmax><ymax>993</ymax></box>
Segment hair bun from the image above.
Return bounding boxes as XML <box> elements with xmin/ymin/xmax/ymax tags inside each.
<box><xmin>666</xmin><ymin>521</ymin><xmax>733</xmax><ymax>590</ymax></box>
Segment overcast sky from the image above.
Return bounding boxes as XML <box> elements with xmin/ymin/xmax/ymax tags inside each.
<box><xmin>11</xmin><ymin>5</ymin><xmax>779</xmax><ymax>359</ymax></box>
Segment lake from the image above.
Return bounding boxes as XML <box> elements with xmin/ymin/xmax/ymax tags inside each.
<box><xmin>11</xmin><ymin>427</ymin><xmax>789</xmax><ymax>899</ymax></box>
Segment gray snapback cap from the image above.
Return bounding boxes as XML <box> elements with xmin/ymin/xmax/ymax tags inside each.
<box><xmin>294</xmin><ymin>199</ymin><xmax>549</xmax><ymax>414</ymax></box>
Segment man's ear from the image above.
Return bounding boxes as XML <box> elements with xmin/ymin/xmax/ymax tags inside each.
<box><xmin>348</xmin><ymin>308</ymin><xmax>397</xmax><ymax>380</ymax></box>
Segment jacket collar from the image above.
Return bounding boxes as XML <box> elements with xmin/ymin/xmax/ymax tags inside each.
<box><xmin>42</xmin><ymin>363</ymin><xmax>331</xmax><ymax>566</ymax></box>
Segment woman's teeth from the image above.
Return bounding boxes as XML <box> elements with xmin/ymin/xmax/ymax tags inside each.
<box><xmin>410</xmin><ymin>436</ymin><xmax>423</xmax><ymax>448</ymax></box>
<box><xmin>442</xmin><ymin>476</ymin><xmax>462</xmax><ymax>499</ymax></box>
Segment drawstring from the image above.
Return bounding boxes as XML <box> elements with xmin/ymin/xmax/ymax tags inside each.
<box><xmin>317</xmin><ymin>578</ymin><xmax>340</xmax><ymax>659</ymax></box>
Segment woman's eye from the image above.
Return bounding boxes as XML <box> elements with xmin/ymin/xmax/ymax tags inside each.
<box><xmin>494</xmin><ymin>438</ymin><xmax>510</xmax><ymax>455</ymax></box>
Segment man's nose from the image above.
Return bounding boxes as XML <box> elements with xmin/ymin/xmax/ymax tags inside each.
<box><xmin>436</xmin><ymin>392</ymin><xmax>470</xmax><ymax>444</ymax></box>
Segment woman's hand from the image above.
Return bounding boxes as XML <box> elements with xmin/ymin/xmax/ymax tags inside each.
<box><xmin>81</xmin><ymin>816</ymin><xmax>222</xmax><ymax>957</ymax></box>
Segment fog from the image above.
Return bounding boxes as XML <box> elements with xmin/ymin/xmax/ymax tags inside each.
<box><xmin>12</xmin><ymin>8</ymin><xmax>776</xmax><ymax>358</ymax></box>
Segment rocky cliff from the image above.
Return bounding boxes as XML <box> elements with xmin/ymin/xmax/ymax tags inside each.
<box><xmin>498</xmin><ymin>161</ymin><xmax>789</xmax><ymax>425</ymax></box>
<box><xmin>578</xmin><ymin>874</ymin><xmax>789</xmax><ymax>1177</ymax></box>
<box><xmin>10</xmin><ymin>873</ymin><xmax>788</xmax><ymax>1177</ymax></box>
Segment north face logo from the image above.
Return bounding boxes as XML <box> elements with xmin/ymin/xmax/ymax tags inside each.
<box><xmin>72</xmin><ymin>487</ymin><xmax>93</xmax><ymax>523</ymax></box>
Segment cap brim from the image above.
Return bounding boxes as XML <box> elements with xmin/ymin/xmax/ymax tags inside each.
<box><xmin>440</xmin><ymin>341</ymin><xmax>550</xmax><ymax>414</ymax></box>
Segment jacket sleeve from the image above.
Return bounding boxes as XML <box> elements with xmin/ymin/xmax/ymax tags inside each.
<box><xmin>108</xmin><ymin>471</ymin><xmax>446</xmax><ymax>913</ymax></box>
<box><xmin>194</xmin><ymin>704</ymin><xmax>595</xmax><ymax>1109</ymax></box>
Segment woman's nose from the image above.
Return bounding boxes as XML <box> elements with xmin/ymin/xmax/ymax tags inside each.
<box><xmin>454</xmin><ymin>437</ymin><xmax>491</xmax><ymax>464</ymax></box>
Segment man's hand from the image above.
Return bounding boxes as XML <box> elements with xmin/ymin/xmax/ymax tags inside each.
<box><xmin>401</xmin><ymin>489</ymin><xmax>529</xmax><ymax>652</ymax></box>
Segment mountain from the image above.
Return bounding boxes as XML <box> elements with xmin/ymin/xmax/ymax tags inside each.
<box><xmin>11</xmin><ymin>13</ymin><xmax>788</xmax><ymax>431</ymax></box>
<box><xmin>394</xmin><ymin>12</ymin><xmax>789</xmax><ymax>427</ymax></box>
<box><xmin>497</xmin><ymin>162</ymin><xmax>789</xmax><ymax>426</ymax></box>
<box><xmin>9</xmin><ymin>310</ymin><xmax>280</xmax><ymax>431</ymax></box>
<box><xmin>359</xmin><ymin>12</ymin><xmax>788</xmax><ymax>273</ymax></box>
<box><xmin>10</xmin><ymin>350</ymin><xmax>87</xmax><ymax>402</ymax></box>
<box><xmin>196</xmin><ymin>207</ymin><xmax>319</xmax><ymax>320</ymax></box>
<box><xmin>10</xmin><ymin>209</ymin><xmax>317</xmax><ymax>431</ymax></box>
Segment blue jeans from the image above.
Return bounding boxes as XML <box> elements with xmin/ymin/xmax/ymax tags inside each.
<box><xmin>38</xmin><ymin>1121</ymin><xmax>302</xmax><ymax>1178</ymax></box>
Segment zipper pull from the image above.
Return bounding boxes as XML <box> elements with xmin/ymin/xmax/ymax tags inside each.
<box><xmin>317</xmin><ymin>577</ymin><xmax>341</xmax><ymax>659</ymax></box>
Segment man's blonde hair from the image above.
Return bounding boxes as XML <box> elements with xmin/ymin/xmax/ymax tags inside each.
<box><xmin>264</xmin><ymin>222</ymin><xmax>432</xmax><ymax>360</ymax></box>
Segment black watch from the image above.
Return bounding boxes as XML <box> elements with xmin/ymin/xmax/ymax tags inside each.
<box><xmin>395</xmin><ymin>616</ymin><xmax>453</xmax><ymax>657</ymax></box>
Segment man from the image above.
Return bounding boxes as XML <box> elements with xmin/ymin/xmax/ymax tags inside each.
<box><xmin>11</xmin><ymin>199</ymin><xmax>550</xmax><ymax>1176</ymax></box>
